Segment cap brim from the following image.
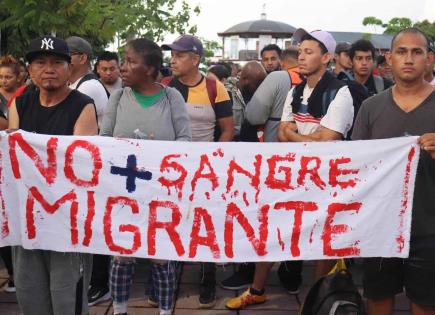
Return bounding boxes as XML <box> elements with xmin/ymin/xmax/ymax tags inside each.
<box><xmin>161</xmin><ymin>43</ymin><xmax>188</xmax><ymax>52</ymax></box>
<box><xmin>26</xmin><ymin>51</ymin><xmax>71</xmax><ymax>63</ymax></box>
<box><xmin>292</xmin><ymin>28</ymin><xmax>310</xmax><ymax>43</ymax></box>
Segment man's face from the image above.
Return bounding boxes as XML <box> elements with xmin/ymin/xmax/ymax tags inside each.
<box><xmin>335</xmin><ymin>52</ymin><xmax>352</xmax><ymax>70</ymax></box>
<box><xmin>352</xmin><ymin>51</ymin><xmax>374</xmax><ymax>77</ymax></box>
<box><xmin>120</xmin><ymin>47</ymin><xmax>151</xmax><ymax>88</ymax></box>
<box><xmin>0</xmin><ymin>66</ymin><xmax>18</xmax><ymax>92</ymax></box>
<box><xmin>378</xmin><ymin>61</ymin><xmax>393</xmax><ymax>80</ymax></box>
<box><xmin>261</xmin><ymin>50</ymin><xmax>281</xmax><ymax>73</ymax></box>
<box><xmin>388</xmin><ymin>32</ymin><xmax>433</xmax><ymax>84</ymax></box>
<box><xmin>238</xmin><ymin>69</ymin><xmax>258</xmax><ymax>102</ymax></box>
<box><xmin>97</xmin><ymin>60</ymin><xmax>120</xmax><ymax>84</ymax></box>
<box><xmin>298</xmin><ymin>40</ymin><xmax>329</xmax><ymax>77</ymax></box>
<box><xmin>29</xmin><ymin>54</ymin><xmax>71</xmax><ymax>91</ymax></box>
<box><xmin>170</xmin><ymin>50</ymin><xmax>199</xmax><ymax>77</ymax></box>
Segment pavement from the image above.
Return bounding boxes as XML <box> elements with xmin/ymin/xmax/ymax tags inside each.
<box><xmin>0</xmin><ymin>258</ymin><xmax>410</xmax><ymax>314</ymax></box>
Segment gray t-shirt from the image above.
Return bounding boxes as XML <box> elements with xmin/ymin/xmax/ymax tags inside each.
<box><xmin>100</xmin><ymin>86</ymin><xmax>191</xmax><ymax>141</ymax></box>
<box><xmin>245</xmin><ymin>71</ymin><xmax>291</xmax><ymax>142</ymax></box>
<box><xmin>352</xmin><ymin>89</ymin><xmax>435</xmax><ymax>238</ymax></box>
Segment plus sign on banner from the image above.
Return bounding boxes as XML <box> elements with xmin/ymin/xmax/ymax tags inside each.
<box><xmin>0</xmin><ymin>131</ymin><xmax>419</xmax><ymax>262</ymax></box>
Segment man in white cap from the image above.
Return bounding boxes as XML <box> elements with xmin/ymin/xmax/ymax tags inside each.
<box><xmin>226</xmin><ymin>29</ymin><xmax>354</xmax><ymax>310</ymax></box>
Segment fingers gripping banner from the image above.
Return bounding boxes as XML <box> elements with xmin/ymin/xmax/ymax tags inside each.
<box><xmin>0</xmin><ymin>131</ymin><xmax>419</xmax><ymax>262</ymax></box>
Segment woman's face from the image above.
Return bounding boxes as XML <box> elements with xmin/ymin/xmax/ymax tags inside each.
<box><xmin>120</xmin><ymin>47</ymin><xmax>154</xmax><ymax>88</ymax></box>
<box><xmin>0</xmin><ymin>66</ymin><xmax>19</xmax><ymax>92</ymax></box>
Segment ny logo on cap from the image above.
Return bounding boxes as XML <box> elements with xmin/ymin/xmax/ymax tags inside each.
<box><xmin>41</xmin><ymin>38</ymin><xmax>54</xmax><ymax>50</ymax></box>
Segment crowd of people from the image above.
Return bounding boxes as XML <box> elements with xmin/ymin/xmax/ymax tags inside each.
<box><xmin>0</xmin><ymin>25</ymin><xmax>434</xmax><ymax>315</ymax></box>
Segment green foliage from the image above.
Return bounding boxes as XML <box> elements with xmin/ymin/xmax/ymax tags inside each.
<box><xmin>363</xmin><ymin>16</ymin><xmax>435</xmax><ymax>40</ymax></box>
<box><xmin>201</xmin><ymin>38</ymin><xmax>222</xmax><ymax>59</ymax></box>
<box><xmin>383</xmin><ymin>17</ymin><xmax>413</xmax><ymax>35</ymax></box>
<box><xmin>0</xmin><ymin>0</ymin><xmax>200</xmax><ymax>57</ymax></box>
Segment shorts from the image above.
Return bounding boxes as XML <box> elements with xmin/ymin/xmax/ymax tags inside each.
<box><xmin>363</xmin><ymin>236</ymin><xmax>435</xmax><ymax>307</ymax></box>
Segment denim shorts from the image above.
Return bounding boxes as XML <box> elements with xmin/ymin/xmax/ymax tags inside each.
<box><xmin>363</xmin><ymin>236</ymin><xmax>435</xmax><ymax>307</ymax></box>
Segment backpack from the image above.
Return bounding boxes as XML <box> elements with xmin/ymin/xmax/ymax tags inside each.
<box><xmin>312</xmin><ymin>77</ymin><xmax>368</xmax><ymax>140</ymax></box>
<box><xmin>76</xmin><ymin>73</ymin><xmax>110</xmax><ymax>98</ymax></box>
<box><xmin>300</xmin><ymin>260</ymin><xmax>366</xmax><ymax>315</ymax></box>
<box><xmin>240</xmin><ymin>70</ymin><xmax>302</xmax><ymax>142</ymax></box>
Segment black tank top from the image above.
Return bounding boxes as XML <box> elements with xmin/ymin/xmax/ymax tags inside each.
<box><xmin>16</xmin><ymin>89</ymin><xmax>94</xmax><ymax>135</ymax></box>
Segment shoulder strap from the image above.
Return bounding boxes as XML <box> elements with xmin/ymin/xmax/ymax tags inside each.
<box><xmin>76</xmin><ymin>73</ymin><xmax>110</xmax><ymax>98</ymax></box>
<box><xmin>321</xmin><ymin>79</ymin><xmax>345</xmax><ymax>116</ymax></box>
<box><xmin>205</xmin><ymin>77</ymin><xmax>217</xmax><ymax>109</ymax></box>
<box><xmin>160</xmin><ymin>76</ymin><xmax>174</xmax><ymax>86</ymax></box>
<box><xmin>373</xmin><ymin>75</ymin><xmax>384</xmax><ymax>93</ymax></box>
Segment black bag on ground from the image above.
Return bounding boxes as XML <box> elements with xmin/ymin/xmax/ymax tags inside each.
<box><xmin>300</xmin><ymin>260</ymin><xmax>366</xmax><ymax>315</ymax></box>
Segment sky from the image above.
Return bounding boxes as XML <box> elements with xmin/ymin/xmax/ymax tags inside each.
<box><xmin>173</xmin><ymin>0</ymin><xmax>435</xmax><ymax>42</ymax></box>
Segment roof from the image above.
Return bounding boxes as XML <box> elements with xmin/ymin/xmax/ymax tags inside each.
<box><xmin>330</xmin><ymin>31</ymin><xmax>393</xmax><ymax>50</ymax></box>
<box><xmin>218</xmin><ymin>19</ymin><xmax>297</xmax><ymax>38</ymax></box>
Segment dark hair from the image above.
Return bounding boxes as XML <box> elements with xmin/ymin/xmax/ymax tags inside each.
<box><xmin>281</xmin><ymin>48</ymin><xmax>299</xmax><ymax>60</ymax></box>
<box><xmin>208</xmin><ymin>64</ymin><xmax>230</xmax><ymax>81</ymax></box>
<box><xmin>216</xmin><ymin>62</ymin><xmax>232</xmax><ymax>76</ymax></box>
<box><xmin>391</xmin><ymin>27</ymin><xmax>432</xmax><ymax>52</ymax></box>
<box><xmin>349</xmin><ymin>39</ymin><xmax>376</xmax><ymax>60</ymax></box>
<box><xmin>127</xmin><ymin>38</ymin><xmax>163</xmax><ymax>79</ymax></box>
<box><xmin>0</xmin><ymin>55</ymin><xmax>20</xmax><ymax>76</ymax></box>
<box><xmin>96</xmin><ymin>51</ymin><xmax>119</xmax><ymax>64</ymax></box>
<box><xmin>300</xmin><ymin>34</ymin><xmax>328</xmax><ymax>54</ymax></box>
<box><xmin>261</xmin><ymin>44</ymin><xmax>282</xmax><ymax>58</ymax></box>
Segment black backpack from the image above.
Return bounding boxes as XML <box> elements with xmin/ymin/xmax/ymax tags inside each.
<box><xmin>76</xmin><ymin>72</ymin><xmax>110</xmax><ymax>98</ymax></box>
<box><xmin>300</xmin><ymin>260</ymin><xmax>366</xmax><ymax>315</ymax></box>
<box><xmin>313</xmin><ymin>78</ymin><xmax>368</xmax><ymax>140</ymax></box>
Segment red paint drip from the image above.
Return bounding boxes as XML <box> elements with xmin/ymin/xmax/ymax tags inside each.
<box><xmin>243</xmin><ymin>192</ymin><xmax>249</xmax><ymax>207</ymax></box>
<box><xmin>0</xmin><ymin>144</ymin><xmax>9</xmax><ymax>238</ymax></box>
<box><xmin>226</xmin><ymin>155</ymin><xmax>262</xmax><ymax>204</ymax></box>
<box><xmin>396</xmin><ymin>146</ymin><xmax>416</xmax><ymax>253</ymax></box>
<box><xmin>309</xmin><ymin>219</ymin><xmax>319</xmax><ymax>244</ymax></box>
<box><xmin>212</xmin><ymin>148</ymin><xmax>224</xmax><ymax>157</ymax></box>
<box><xmin>158</xmin><ymin>154</ymin><xmax>187</xmax><ymax>200</ymax></box>
<box><xmin>189</xmin><ymin>154</ymin><xmax>219</xmax><ymax>202</ymax></box>
<box><xmin>277</xmin><ymin>228</ymin><xmax>285</xmax><ymax>251</ymax></box>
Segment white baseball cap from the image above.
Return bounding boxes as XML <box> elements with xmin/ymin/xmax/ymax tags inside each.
<box><xmin>293</xmin><ymin>28</ymin><xmax>337</xmax><ymax>55</ymax></box>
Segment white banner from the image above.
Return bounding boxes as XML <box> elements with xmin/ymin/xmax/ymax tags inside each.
<box><xmin>0</xmin><ymin>131</ymin><xmax>419</xmax><ymax>262</ymax></box>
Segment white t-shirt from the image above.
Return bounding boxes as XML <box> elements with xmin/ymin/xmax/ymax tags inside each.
<box><xmin>70</xmin><ymin>77</ymin><xmax>108</xmax><ymax>127</ymax></box>
<box><xmin>431</xmin><ymin>77</ymin><xmax>435</xmax><ymax>86</ymax></box>
<box><xmin>281</xmin><ymin>84</ymin><xmax>354</xmax><ymax>137</ymax></box>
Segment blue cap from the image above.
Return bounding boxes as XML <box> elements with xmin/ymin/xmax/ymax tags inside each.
<box><xmin>162</xmin><ymin>35</ymin><xmax>203</xmax><ymax>56</ymax></box>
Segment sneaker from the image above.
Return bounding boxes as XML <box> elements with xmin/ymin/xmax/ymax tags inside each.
<box><xmin>147</xmin><ymin>296</ymin><xmax>158</xmax><ymax>307</ymax></box>
<box><xmin>4</xmin><ymin>279</ymin><xmax>16</xmax><ymax>293</ymax></box>
<box><xmin>220</xmin><ymin>263</ymin><xmax>254</xmax><ymax>290</ymax></box>
<box><xmin>88</xmin><ymin>285</ymin><xmax>111</xmax><ymax>306</ymax></box>
<box><xmin>225</xmin><ymin>288</ymin><xmax>266</xmax><ymax>310</ymax></box>
<box><xmin>199</xmin><ymin>281</ymin><xmax>216</xmax><ymax>308</ymax></box>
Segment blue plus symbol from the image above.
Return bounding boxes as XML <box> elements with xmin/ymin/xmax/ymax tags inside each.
<box><xmin>110</xmin><ymin>154</ymin><xmax>152</xmax><ymax>193</ymax></box>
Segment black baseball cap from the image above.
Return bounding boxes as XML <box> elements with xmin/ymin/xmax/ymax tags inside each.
<box><xmin>26</xmin><ymin>35</ymin><xmax>71</xmax><ymax>63</ymax></box>
<box><xmin>162</xmin><ymin>35</ymin><xmax>204</xmax><ymax>56</ymax></box>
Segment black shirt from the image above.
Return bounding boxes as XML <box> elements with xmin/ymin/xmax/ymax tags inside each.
<box><xmin>16</xmin><ymin>89</ymin><xmax>94</xmax><ymax>135</ymax></box>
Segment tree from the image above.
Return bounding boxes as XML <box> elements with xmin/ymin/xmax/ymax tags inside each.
<box><xmin>201</xmin><ymin>38</ymin><xmax>222</xmax><ymax>61</ymax></box>
<box><xmin>0</xmin><ymin>0</ymin><xmax>200</xmax><ymax>57</ymax></box>
<box><xmin>363</xmin><ymin>16</ymin><xmax>435</xmax><ymax>40</ymax></box>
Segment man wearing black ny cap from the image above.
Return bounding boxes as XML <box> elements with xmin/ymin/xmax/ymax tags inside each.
<box><xmin>8</xmin><ymin>35</ymin><xmax>97</xmax><ymax>315</ymax></box>
<box><xmin>162</xmin><ymin>34</ymin><xmax>234</xmax><ymax>308</ymax></box>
